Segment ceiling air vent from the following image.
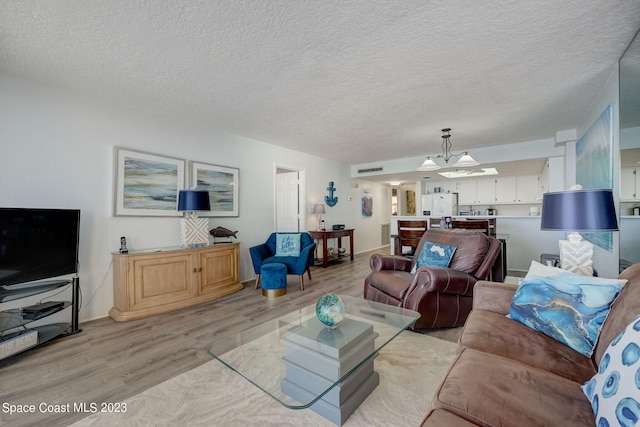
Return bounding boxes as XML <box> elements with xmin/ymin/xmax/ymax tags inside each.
<box><xmin>357</xmin><ymin>167</ymin><xmax>383</xmax><ymax>174</ymax></box>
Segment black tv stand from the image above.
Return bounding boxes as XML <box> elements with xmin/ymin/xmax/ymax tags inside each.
<box><xmin>0</xmin><ymin>277</ymin><xmax>81</xmax><ymax>361</ymax></box>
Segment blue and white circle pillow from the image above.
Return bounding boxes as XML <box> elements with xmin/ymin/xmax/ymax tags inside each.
<box><xmin>582</xmin><ymin>314</ymin><xmax>640</xmax><ymax>427</ymax></box>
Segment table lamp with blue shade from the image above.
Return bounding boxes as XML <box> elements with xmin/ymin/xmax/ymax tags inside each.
<box><xmin>178</xmin><ymin>190</ymin><xmax>211</xmax><ymax>246</ymax></box>
<box><xmin>541</xmin><ymin>186</ymin><xmax>618</xmax><ymax>276</ymax></box>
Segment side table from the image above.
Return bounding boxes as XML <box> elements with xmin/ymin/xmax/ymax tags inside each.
<box><xmin>308</xmin><ymin>229</ymin><xmax>355</xmax><ymax>268</ymax></box>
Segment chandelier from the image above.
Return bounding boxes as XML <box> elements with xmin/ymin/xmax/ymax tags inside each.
<box><xmin>417</xmin><ymin>128</ymin><xmax>479</xmax><ymax>171</ymax></box>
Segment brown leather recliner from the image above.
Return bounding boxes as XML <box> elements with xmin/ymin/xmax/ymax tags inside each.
<box><xmin>364</xmin><ymin>228</ymin><xmax>502</xmax><ymax>329</ymax></box>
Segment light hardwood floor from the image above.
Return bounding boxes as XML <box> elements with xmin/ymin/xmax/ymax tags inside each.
<box><xmin>0</xmin><ymin>247</ymin><xmax>459</xmax><ymax>427</ymax></box>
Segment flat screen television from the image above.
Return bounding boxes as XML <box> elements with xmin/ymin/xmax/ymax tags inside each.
<box><xmin>0</xmin><ymin>208</ymin><xmax>80</xmax><ymax>287</ymax></box>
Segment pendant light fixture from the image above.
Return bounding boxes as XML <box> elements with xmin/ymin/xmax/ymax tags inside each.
<box><xmin>418</xmin><ymin>128</ymin><xmax>479</xmax><ymax>171</ymax></box>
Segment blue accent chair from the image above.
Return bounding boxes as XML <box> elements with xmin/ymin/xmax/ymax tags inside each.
<box><xmin>250</xmin><ymin>232</ymin><xmax>316</xmax><ymax>290</ymax></box>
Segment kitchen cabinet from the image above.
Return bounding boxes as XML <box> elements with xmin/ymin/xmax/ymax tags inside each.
<box><xmin>622</xmin><ymin>167</ymin><xmax>640</xmax><ymax>201</ymax></box>
<box><xmin>476</xmin><ymin>178</ymin><xmax>496</xmax><ymax>204</ymax></box>
<box><xmin>457</xmin><ymin>179</ymin><xmax>477</xmax><ymax>205</ymax></box>
<box><xmin>495</xmin><ymin>177</ymin><xmax>517</xmax><ymax>203</ymax></box>
<box><xmin>516</xmin><ymin>175</ymin><xmax>540</xmax><ymax>202</ymax></box>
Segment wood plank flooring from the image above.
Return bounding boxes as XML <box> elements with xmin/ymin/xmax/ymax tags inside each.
<box><xmin>0</xmin><ymin>247</ymin><xmax>459</xmax><ymax>427</ymax></box>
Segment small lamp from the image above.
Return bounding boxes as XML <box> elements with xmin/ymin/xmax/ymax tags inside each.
<box><xmin>541</xmin><ymin>186</ymin><xmax>618</xmax><ymax>276</ymax></box>
<box><xmin>312</xmin><ymin>204</ymin><xmax>326</xmax><ymax>230</ymax></box>
<box><xmin>178</xmin><ymin>190</ymin><xmax>211</xmax><ymax>246</ymax></box>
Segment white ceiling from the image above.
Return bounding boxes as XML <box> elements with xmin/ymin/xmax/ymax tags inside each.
<box><xmin>2</xmin><ymin>1</ymin><xmax>640</xmax><ymax>171</ymax></box>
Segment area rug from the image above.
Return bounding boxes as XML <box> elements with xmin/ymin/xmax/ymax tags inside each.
<box><xmin>72</xmin><ymin>331</ymin><xmax>457</xmax><ymax>427</ymax></box>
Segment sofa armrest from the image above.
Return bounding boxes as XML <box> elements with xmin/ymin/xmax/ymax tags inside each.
<box><xmin>472</xmin><ymin>280</ymin><xmax>519</xmax><ymax>314</ymax></box>
<box><xmin>369</xmin><ymin>254</ymin><xmax>413</xmax><ymax>273</ymax></box>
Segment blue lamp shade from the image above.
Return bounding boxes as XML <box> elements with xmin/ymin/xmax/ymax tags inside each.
<box><xmin>541</xmin><ymin>189</ymin><xmax>618</xmax><ymax>231</ymax></box>
<box><xmin>177</xmin><ymin>190</ymin><xmax>211</xmax><ymax>212</ymax></box>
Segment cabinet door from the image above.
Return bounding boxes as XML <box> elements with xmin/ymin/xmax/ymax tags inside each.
<box><xmin>476</xmin><ymin>178</ymin><xmax>496</xmax><ymax>204</ymax></box>
<box><xmin>130</xmin><ymin>252</ymin><xmax>197</xmax><ymax>310</ymax></box>
<box><xmin>457</xmin><ymin>179</ymin><xmax>477</xmax><ymax>205</ymax></box>
<box><xmin>539</xmin><ymin>161</ymin><xmax>549</xmax><ymax>194</ymax></box>
<box><xmin>440</xmin><ymin>180</ymin><xmax>457</xmax><ymax>195</ymax></box>
<box><xmin>495</xmin><ymin>177</ymin><xmax>517</xmax><ymax>203</ymax></box>
<box><xmin>198</xmin><ymin>245</ymin><xmax>240</xmax><ymax>296</ymax></box>
<box><xmin>516</xmin><ymin>175</ymin><xmax>540</xmax><ymax>203</ymax></box>
<box><xmin>621</xmin><ymin>167</ymin><xmax>637</xmax><ymax>200</ymax></box>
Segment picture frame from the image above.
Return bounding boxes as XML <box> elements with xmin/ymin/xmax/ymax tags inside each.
<box><xmin>576</xmin><ymin>103</ymin><xmax>614</xmax><ymax>251</ymax></box>
<box><xmin>189</xmin><ymin>161</ymin><xmax>239</xmax><ymax>217</ymax></box>
<box><xmin>113</xmin><ymin>147</ymin><xmax>185</xmax><ymax>217</ymax></box>
<box><xmin>361</xmin><ymin>189</ymin><xmax>373</xmax><ymax>218</ymax></box>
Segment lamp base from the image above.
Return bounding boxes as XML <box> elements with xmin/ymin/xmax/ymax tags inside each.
<box><xmin>181</xmin><ymin>213</ymin><xmax>210</xmax><ymax>246</ymax></box>
<box><xmin>559</xmin><ymin>232</ymin><xmax>593</xmax><ymax>276</ymax></box>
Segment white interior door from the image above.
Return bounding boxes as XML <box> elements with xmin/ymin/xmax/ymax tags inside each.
<box><xmin>276</xmin><ymin>171</ymin><xmax>300</xmax><ymax>232</ymax></box>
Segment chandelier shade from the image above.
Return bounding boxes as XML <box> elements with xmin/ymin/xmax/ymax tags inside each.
<box><xmin>417</xmin><ymin>128</ymin><xmax>478</xmax><ymax>171</ymax></box>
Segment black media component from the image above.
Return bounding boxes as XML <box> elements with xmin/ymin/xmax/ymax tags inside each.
<box><xmin>0</xmin><ymin>208</ymin><xmax>80</xmax><ymax>287</ymax></box>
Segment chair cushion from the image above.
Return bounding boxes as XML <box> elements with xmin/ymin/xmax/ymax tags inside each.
<box><xmin>275</xmin><ymin>233</ymin><xmax>301</xmax><ymax>257</ymax></box>
<box><xmin>582</xmin><ymin>314</ymin><xmax>640</xmax><ymax>426</ymax></box>
<box><xmin>508</xmin><ymin>270</ymin><xmax>627</xmax><ymax>357</ymax></box>
<box><xmin>414</xmin><ymin>230</ymin><xmax>488</xmax><ymax>275</ymax></box>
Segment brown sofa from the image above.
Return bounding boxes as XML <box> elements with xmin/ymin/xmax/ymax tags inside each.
<box><xmin>421</xmin><ymin>263</ymin><xmax>640</xmax><ymax>426</ymax></box>
<box><xmin>364</xmin><ymin>229</ymin><xmax>502</xmax><ymax>329</ymax></box>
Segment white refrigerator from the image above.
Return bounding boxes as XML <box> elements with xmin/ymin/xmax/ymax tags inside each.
<box><xmin>422</xmin><ymin>193</ymin><xmax>458</xmax><ymax>217</ymax></box>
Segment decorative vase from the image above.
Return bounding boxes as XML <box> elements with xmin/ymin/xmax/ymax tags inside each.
<box><xmin>316</xmin><ymin>294</ymin><xmax>346</xmax><ymax>329</ymax></box>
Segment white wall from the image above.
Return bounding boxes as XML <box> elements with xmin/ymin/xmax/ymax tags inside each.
<box><xmin>0</xmin><ymin>74</ymin><xmax>386</xmax><ymax>321</ymax></box>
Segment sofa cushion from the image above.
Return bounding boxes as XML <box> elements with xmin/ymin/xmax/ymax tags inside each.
<box><xmin>275</xmin><ymin>233</ymin><xmax>301</xmax><ymax>257</ymax></box>
<box><xmin>508</xmin><ymin>271</ymin><xmax>627</xmax><ymax>357</ymax></box>
<box><xmin>433</xmin><ymin>348</ymin><xmax>596</xmax><ymax>427</ymax></box>
<box><xmin>582</xmin><ymin>314</ymin><xmax>640</xmax><ymax>426</ymax></box>
<box><xmin>415</xmin><ymin>241</ymin><xmax>457</xmax><ymax>269</ymax></box>
<box><xmin>459</xmin><ymin>309</ymin><xmax>596</xmax><ymax>383</ymax></box>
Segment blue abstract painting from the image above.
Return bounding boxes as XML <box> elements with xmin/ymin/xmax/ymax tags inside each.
<box><xmin>576</xmin><ymin>104</ymin><xmax>614</xmax><ymax>251</ymax></box>
<box><xmin>114</xmin><ymin>147</ymin><xmax>185</xmax><ymax>217</ymax></box>
<box><xmin>123</xmin><ymin>158</ymin><xmax>179</xmax><ymax>210</ymax></box>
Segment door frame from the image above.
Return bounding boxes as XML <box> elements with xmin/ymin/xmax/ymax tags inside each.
<box><xmin>273</xmin><ymin>163</ymin><xmax>307</xmax><ymax>232</ymax></box>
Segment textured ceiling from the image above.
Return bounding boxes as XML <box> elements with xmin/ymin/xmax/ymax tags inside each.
<box><xmin>1</xmin><ymin>1</ymin><xmax>640</xmax><ymax>166</ymax></box>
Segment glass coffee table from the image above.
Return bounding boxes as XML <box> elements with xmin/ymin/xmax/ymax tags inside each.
<box><xmin>208</xmin><ymin>295</ymin><xmax>420</xmax><ymax>425</ymax></box>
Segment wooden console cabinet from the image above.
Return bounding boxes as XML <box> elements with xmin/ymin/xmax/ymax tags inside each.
<box><xmin>109</xmin><ymin>243</ymin><xmax>242</xmax><ymax>322</ymax></box>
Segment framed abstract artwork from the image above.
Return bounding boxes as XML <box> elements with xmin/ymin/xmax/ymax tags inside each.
<box><xmin>189</xmin><ymin>162</ymin><xmax>239</xmax><ymax>217</ymax></box>
<box><xmin>113</xmin><ymin>147</ymin><xmax>185</xmax><ymax>217</ymax></box>
<box><xmin>576</xmin><ymin>104</ymin><xmax>614</xmax><ymax>251</ymax></box>
<box><xmin>362</xmin><ymin>190</ymin><xmax>373</xmax><ymax>218</ymax></box>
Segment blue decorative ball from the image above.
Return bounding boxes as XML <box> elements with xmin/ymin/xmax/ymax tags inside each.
<box><xmin>316</xmin><ymin>294</ymin><xmax>346</xmax><ymax>329</ymax></box>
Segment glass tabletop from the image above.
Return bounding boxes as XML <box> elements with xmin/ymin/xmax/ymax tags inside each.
<box><xmin>208</xmin><ymin>295</ymin><xmax>420</xmax><ymax>409</ymax></box>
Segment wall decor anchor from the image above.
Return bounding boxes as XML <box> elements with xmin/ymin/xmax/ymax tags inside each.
<box><xmin>325</xmin><ymin>181</ymin><xmax>338</xmax><ymax>207</ymax></box>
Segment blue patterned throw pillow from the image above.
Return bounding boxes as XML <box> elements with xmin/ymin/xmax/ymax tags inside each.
<box><xmin>275</xmin><ymin>233</ymin><xmax>301</xmax><ymax>257</ymax></box>
<box><xmin>582</xmin><ymin>314</ymin><xmax>640</xmax><ymax>426</ymax></box>
<box><xmin>415</xmin><ymin>241</ymin><xmax>457</xmax><ymax>269</ymax></box>
<box><xmin>508</xmin><ymin>271</ymin><xmax>627</xmax><ymax>357</ymax></box>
